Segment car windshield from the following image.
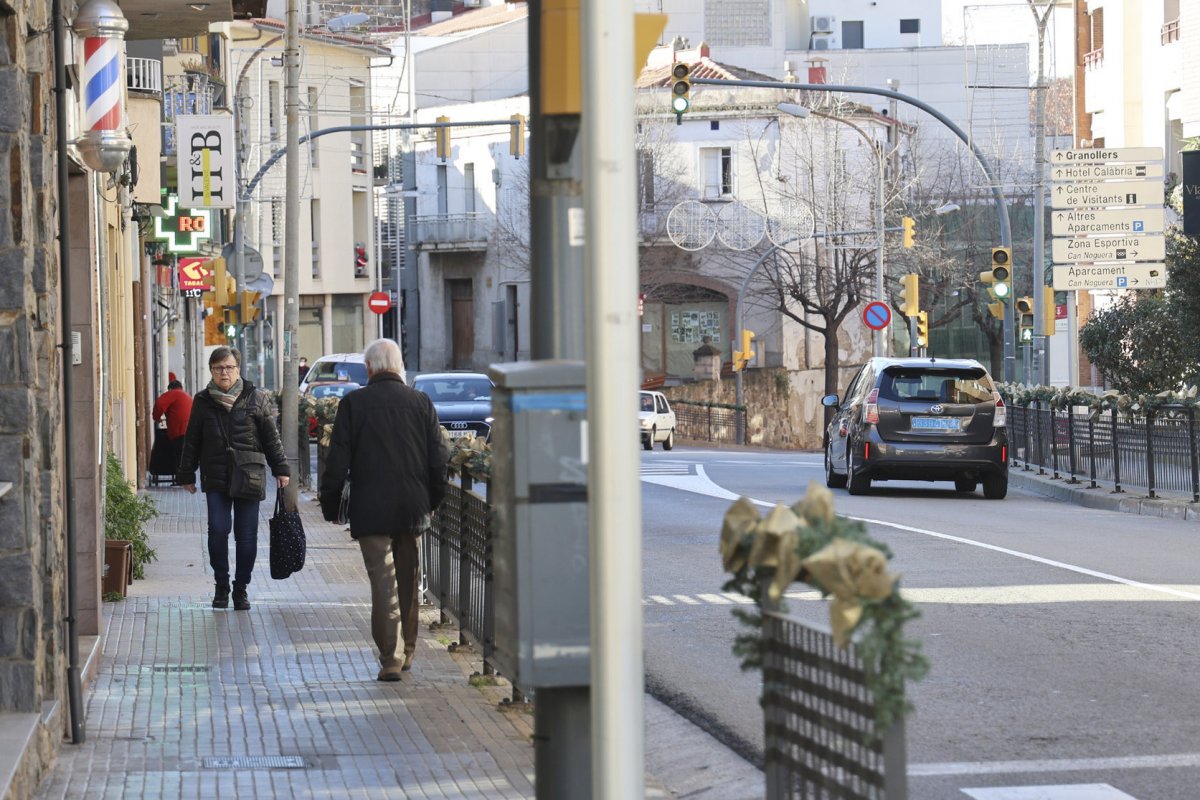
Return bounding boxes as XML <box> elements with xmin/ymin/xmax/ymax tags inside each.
<box><xmin>879</xmin><ymin>368</ymin><xmax>993</xmax><ymax>404</ymax></box>
<box><xmin>311</xmin><ymin>383</ymin><xmax>359</xmax><ymax>399</ymax></box>
<box><xmin>308</xmin><ymin>360</ymin><xmax>368</xmax><ymax>385</ymax></box>
<box><xmin>640</xmin><ymin>394</ymin><xmax>655</xmax><ymax>412</ymax></box>
<box><xmin>414</xmin><ymin>377</ymin><xmax>493</xmax><ymax>403</ymax></box>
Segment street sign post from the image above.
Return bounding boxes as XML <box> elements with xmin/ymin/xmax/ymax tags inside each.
<box><xmin>368</xmin><ymin>291</ymin><xmax>391</xmax><ymax>315</ymax></box>
<box><xmin>1051</xmin><ymin>163</ymin><xmax>1163</xmax><ymax>182</ymax></box>
<box><xmin>1051</xmin><ymin>207</ymin><xmax>1166</xmax><ymax>236</ymax></box>
<box><xmin>1052</xmin><ymin>263</ymin><xmax>1167</xmax><ymax>291</ymax></box>
<box><xmin>862</xmin><ymin>301</ymin><xmax>891</xmax><ymax>331</ymax></box>
<box><xmin>1050</xmin><ymin>235</ymin><xmax>1166</xmax><ymax>263</ymax></box>
<box><xmin>1050</xmin><ymin>147</ymin><xmax>1164</xmax><ymax>164</ymax></box>
<box><xmin>1050</xmin><ymin>180</ymin><xmax>1164</xmax><ymax>209</ymax></box>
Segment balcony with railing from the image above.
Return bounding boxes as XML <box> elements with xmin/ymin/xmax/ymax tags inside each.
<box><xmin>1083</xmin><ymin>48</ymin><xmax>1104</xmax><ymax>69</ymax></box>
<box><xmin>413</xmin><ymin>213</ymin><xmax>490</xmax><ymax>251</ymax></box>
<box><xmin>1162</xmin><ymin>18</ymin><xmax>1180</xmax><ymax>44</ymax></box>
<box><xmin>161</xmin><ymin>73</ymin><xmax>215</xmax><ymax>157</ymax></box>
<box><xmin>127</xmin><ymin>58</ymin><xmax>162</xmax><ymax>94</ymax></box>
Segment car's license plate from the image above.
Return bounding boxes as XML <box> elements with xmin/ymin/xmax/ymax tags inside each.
<box><xmin>912</xmin><ymin>416</ymin><xmax>959</xmax><ymax>430</ymax></box>
<box><xmin>446</xmin><ymin>428</ymin><xmax>475</xmax><ymax>438</ymax></box>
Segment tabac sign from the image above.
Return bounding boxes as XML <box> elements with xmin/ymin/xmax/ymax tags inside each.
<box><xmin>176</xmin><ymin>114</ymin><xmax>235</xmax><ymax>209</ymax></box>
<box><xmin>153</xmin><ymin>194</ymin><xmax>212</xmax><ymax>254</ymax></box>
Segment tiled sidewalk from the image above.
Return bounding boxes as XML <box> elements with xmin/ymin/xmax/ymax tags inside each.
<box><xmin>35</xmin><ymin>486</ymin><xmax>765</xmax><ymax>799</ymax></box>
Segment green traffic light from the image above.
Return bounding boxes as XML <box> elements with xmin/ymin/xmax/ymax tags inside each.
<box><xmin>671</xmin><ymin>95</ymin><xmax>690</xmax><ymax>114</ymax></box>
<box><xmin>225</xmin><ymin>324</ymin><xmax>237</xmax><ymax>338</ymax></box>
<box><xmin>1020</xmin><ymin>328</ymin><xmax>1032</xmax><ymax>342</ymax></box>
<box><xmin>993</xmin><ymin>282</ymin><xmax>1010</xmax><ymax>298</ymax></box>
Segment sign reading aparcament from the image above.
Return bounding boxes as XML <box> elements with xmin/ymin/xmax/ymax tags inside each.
<box><xmin>1052</xmin><ymin>263</ymin><xmax>1167</xmax><ymax>291</ymax></box>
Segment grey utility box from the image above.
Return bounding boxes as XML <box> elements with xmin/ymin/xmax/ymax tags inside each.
<box><xmin>487</xmin><ymin>360</ymin><xmax>590</xmax><ymax>689</ymax></box>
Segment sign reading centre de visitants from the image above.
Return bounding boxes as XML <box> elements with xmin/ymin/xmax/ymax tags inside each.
<box><xmin>176</xmin><ymin>114</ymin><xmax>236</xmax><ymax>209</ymax></box>
<box><xmin>1050</xmin><ymin>179</ymin><xmax>1164</xmax><ymax>210</ymax></box>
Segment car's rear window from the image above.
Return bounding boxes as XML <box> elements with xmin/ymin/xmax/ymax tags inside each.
<box><xmin>413</xmin><ymin>377</ymin><xmax>493</xmax><ymax>403</ymax></box>
<box><xmin>879</xmin><ymin>368</ymin><xmax>994</xmax><ymax>404</ymax></box>
<box><xmin>309</xmin><ymin>360</ymin><xmax>368</xmax><ymax>385</ymax></box>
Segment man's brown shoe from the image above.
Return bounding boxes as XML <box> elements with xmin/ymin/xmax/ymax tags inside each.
<box><xmin>401</xmin><ymin>652</ymin><xmax>414</xmax><ymax>672</ymax></box>
<box><xmin>377</xmin><ymin>665</ymin><xmax>402</xmax><ymax>682</ymax></box>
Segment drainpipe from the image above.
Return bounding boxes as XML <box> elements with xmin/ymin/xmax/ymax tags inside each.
<box><xmin>53</xmin><ymin>0</ymin><xmax>86</xmax><ymax>745</ymax></box>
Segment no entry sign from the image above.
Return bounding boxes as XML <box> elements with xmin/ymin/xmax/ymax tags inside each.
<box><xmin>862</xmin><ymin>301</ymin><xmax>891</xmax><ymax>331</ymax></box>
<box><xmin>368</xmin><ymin>291</ymin><xmax>391</xmax><ymax>315</ymax></box>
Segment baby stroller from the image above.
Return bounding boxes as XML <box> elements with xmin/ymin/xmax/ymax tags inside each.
<box><xmin>147</xmin><ymin>423</ymin><xmax>180</xmax><ymax>487</ymax></box>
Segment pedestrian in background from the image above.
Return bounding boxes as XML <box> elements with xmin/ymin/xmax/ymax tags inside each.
<box><xmin>178</xmin><ymin>347</ymin><xmax>291</xmax><ymax>611</ymax></box>
<box><xmin>320</xmin><ymin>338</ymin><xmax>448</xmax><ymax>681</ymax></box>
<box><xmin>152</xmin><ymin>379</ymin><xmax>193</xmax><ymax>479</ymax></box>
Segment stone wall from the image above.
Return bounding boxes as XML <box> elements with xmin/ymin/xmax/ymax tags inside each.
<box><xmin>0</xmin><ymin>0</ymin><xmax>71</xmax><ymax>795</ymax></box>
<box><xmin>665</xmin><ymin>365</ymin><xmax>860</xmax><ymax>451</ymax></box>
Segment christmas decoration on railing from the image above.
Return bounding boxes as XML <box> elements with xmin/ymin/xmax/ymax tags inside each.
<box><xmin>720</xmin><ymin>481</ymin><xmax>928</xmax><ymax>735</ymax></box>
<box><xmin>443</xmin><ymin>430</ymin><xmax>492</xmax><ymax>482</ymax></box>
<box><xmin>997</xmin><ymin>382</ymin><xmax>1200</xmax><ymax>420</ymax></box>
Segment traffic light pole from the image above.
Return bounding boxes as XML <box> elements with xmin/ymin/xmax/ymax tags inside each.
<box><xmin>694</xmin><ymin>77</ymin><xmax>1016</xmax><ymax>381</ymax></box>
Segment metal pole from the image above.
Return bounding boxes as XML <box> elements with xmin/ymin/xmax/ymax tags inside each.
<box><xmin>280</xmin><ymin>0</ymin><xmax>300</xmax><ymax>508</ymax></box>
<box><xmin>583</xmin><ymin>0</ymin><xmax>643</xmax><ymax>795</ymax></box>
<box><xmin>698</xmin><ymin>77</ymin><xmax>1015</xmax><ymax>380</ymax></box>
<box><xmin>1032</xmin><ymin>4</ymin><xmax>1051</xmax><ymax>386</ymax></box>
<box><xmin>875</xmin><ymin>141</ymin><xmax>885</xmax><ymax>358</ymax></box>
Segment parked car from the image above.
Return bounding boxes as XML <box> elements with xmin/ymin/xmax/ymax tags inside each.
<box><xmin>299</xmin><ymin>353</ymin><xmax>372</xmax><ymax>394</ymax></box>
<box><xmin>821</xmin><ymin>357</ymin><xmax>1008</xmax><ymax>499</ymax></box>
<box><xmin>304</xmin><ymin>381</ymin><xmax>361</xmax><ymax>439</ymax></box>
<box><xmin>411</xmin><ymin>372</ymin><xmax>495</xmax><ymax>441</ymax></box>
<box><xmin>639</xmin><ymin>390</ymin><xmax>676</xmax><ymax>451</ymax></box>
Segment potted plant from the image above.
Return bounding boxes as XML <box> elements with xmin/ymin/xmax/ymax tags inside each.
<box><xmin>103</xmin><ymin>452</ymin><xmax>159</xmax><ymax>597</ymax></box>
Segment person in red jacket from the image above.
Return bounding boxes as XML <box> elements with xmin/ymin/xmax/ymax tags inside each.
<box><xmin>153</xmin><ymin>380</ymin><xmax>193</xmax><ymax>473</ymax></box>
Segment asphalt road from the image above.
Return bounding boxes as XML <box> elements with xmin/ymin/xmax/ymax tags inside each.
<box><xmin>642</xmin><ymin>445</ymin><xmax>1200</xmax><ymax>800</ymax></box>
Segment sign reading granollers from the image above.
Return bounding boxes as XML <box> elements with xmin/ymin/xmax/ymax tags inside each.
<box><xmin>176</xmin><ymin>114</ymin><xmax>236</xmax><ymax>209</ymax></box>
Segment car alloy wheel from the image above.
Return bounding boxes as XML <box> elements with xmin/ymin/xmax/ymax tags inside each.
<box><xmin>825</xmin><ymin>442</ymin><xmax>847</xmax><ymax>489</ymax></box>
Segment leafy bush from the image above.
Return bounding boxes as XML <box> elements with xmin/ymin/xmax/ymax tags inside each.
<box><xmin>104</xmin><ymin>452</ymin><xmax>159</xmax><ymax>579</ymax></box>
<box><xmin>1078</xmin><ymin>293</ymin><xmax>1190</xmax><ymax>395</ymax></box>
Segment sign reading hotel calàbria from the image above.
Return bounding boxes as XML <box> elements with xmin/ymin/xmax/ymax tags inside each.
<box><xmin>176</xmin><ymin>114</ymin><xmax>236</xmax><ymax>209</ymax></box>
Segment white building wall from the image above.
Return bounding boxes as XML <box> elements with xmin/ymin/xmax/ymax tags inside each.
<box><xmin>806</xmin><ymin>0</ymin><xmax>942</xmax><ymax>50</ymax></box>
<box><xmin>411</xmin><ymin>19</ymin><xmax>528</xmax><ymax>109</ymax></box>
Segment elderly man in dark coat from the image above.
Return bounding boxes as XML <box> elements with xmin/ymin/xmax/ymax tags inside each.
<box><xmin>319</xmin><ymin>338</ymin><xmax>448</xmax><ymax>682</ymax></box>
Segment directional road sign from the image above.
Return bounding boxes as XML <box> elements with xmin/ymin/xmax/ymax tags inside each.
<box><xmin>1051</xmin><ymin>163</ymin><xmax>1163</xmax><ymax>182</ymax></box>
<box><xmin>862</xmin><ymin>301</ymin><xmax>891</xmax><ymax>331</ymax></box>
<box><xmin>1052</xmin><ymin>263</ymin><xmax>1167</xmax><ymax>291</ymax></box>
<box><xmin>1051</xmin><ymin>180</ymin><xmax>1165</xmax><ymax>209</ymax></box>
<box><xmin>1050</xmin><ymin>147</ymin><xmax>1164</xmax><ymax>165</ymax></box>
<box><xmin>1051</xmin><ymin>235</ymin><xmax>1166</xmax><ymax>263</ymax></box>
<box><xmin>1051</xmin><ymin>207</ymin><xmax>1166</xmax><ymax>236</ymax></box>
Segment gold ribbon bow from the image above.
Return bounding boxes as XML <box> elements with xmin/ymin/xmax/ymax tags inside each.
<box><xmin>801</xmin><ymin>538</ymin><xmax>896</xmax><ymax>647</ymax></box>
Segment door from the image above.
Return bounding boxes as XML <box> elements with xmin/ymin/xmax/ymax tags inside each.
<box><xmin>448</xmin><ymin>279</ymin><xmax>474</xmax><ymax>369</ymax></box>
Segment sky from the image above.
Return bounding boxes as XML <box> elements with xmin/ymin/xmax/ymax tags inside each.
<box><xmin>942</xmin><ymin>0</ymin><xmax>1076</xmax><ymax>80</ymax></box>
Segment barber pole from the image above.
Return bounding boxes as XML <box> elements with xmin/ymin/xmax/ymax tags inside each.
<box><xmin>73</xmin><ymin>0</ymin><xmax>132</xmax><ymax>172</ymax></box>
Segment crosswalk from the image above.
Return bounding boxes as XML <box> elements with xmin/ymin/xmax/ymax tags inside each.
<box><xmin>643</xmin><ymin>590</ymin><xmax>821</xmax><ymax>606</ymax></box>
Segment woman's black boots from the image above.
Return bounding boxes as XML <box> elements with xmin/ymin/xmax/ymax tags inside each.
<box><xmin>232</xmin><ymin>583</ymin><xmax>250</xmax><ymax>611</ymax></box>
<box><xmin>213</xmin><ymin>582</ymin><xmax>230</xmax><ymax>609</ymax></box>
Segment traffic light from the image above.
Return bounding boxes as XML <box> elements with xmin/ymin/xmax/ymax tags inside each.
<box><xmin>222</xmin><ymin>307</ymin><xmax>240</xmax><ymax>340</ymax></box>
<box><xmin>900</xmin><ymin>272</ymin><xmax>920</xmax><ymax>317</ymax></box>
<box><xmin>670</xmin><ymin>62</ymin><xmax>691</xmax><ymax>116</ymax></box>
<box><xmin>1041</xmin><ymin>285</ymin><xmax>1056</xmax><ymax>336</ymax></box>
<box><xmin>354</xmin><ymin>242</ymin><xmax>368</xmax><ymax>278</ymax></box>
<box><xmin>915</xmin><ymin>310</ymin><xmax>929</xmax><ymax>348</ymax></box>
<box><xmin>986</xmin><ymin>295</ymin><xmax>1005</xmax><ymax>321</ymax></box>
<box><xmin>902</xmin><ymin>216</ymin><xmax>916</xmax><ymax>249</ymax></box>
<box><xmin>1016</xmin><ymin>296</ymin><xmax>1034</xmax><ymax>340</ymax></box>
<box><xmin>733</xmin><ymin>328</ymin><xmax>756</xmax><ymax>371</ymax></box>
<box><xmin>208</xmin><ymin>257</ymin><xmax>236</xmax><ymax>307</ymax></box>
<box><xmin>509</xmin><ymin>113</ymin><xmax>526</xmax><ymax>157</ymax></box>
<box><xmin>436</xmin><ymin>115</ymin><xmax>451</xmax><ymax>160</ymax></box>
<box><xmin>240</xmin><ymin>290</ymin><xmax>261</xmax><ymax>323</ymax></box>
<box><xmin>979</xmin><ymin>248</ymin><xmax>1011</xmax><ymax>300</ymax></box>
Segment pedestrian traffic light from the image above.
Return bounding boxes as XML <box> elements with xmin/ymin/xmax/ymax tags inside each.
<box><xmin>733</xmin><ymin>328</ymin><xmax>755</xmax><ymax>371</ymax></box>
<box><xmin>222</xmin><ymin>307</ymin><xmax>240</xmax><ymax>340</ymax></box>
<box><xmin>915</xmin><ymin>310</ymin><xmax>929</xmax><ymax>348</ymax></box>
<box><xmin>240</xmin><ymin>290</ymin><xmax>261</xmax><ymax>323</ymax></box>
<box><xmin>1016</xmin><ymin>296</ymin><xmax>1034</xmax><ymax>339</ymax></box>
<box><xmin>900</xmin><ymin>272</ymin><xmax>920</xmax><ymax>317</ymax></box>
<box><xmin>509</xmin><ymin>113</ymin><xmax>526</xmax><ymax>158</ymax></box>
<box><xmin>902</xmin><ymin>216</ymin><xmax>916</xmax><ymax>249</ymax></box>
<box><xmin>670</xmin><ymin>62</ymin><xmax>691</xmax><ymax>116</ymax></box>
<box><xmin>1041</xmin><ymin>285</ymin><xmax>1056</xmax><ymax>336</ymax></box>
<box><xmin>436</xmin><ymin>115</ymin><xmax>451</xmax><ymax>160</ymax></box>
<box><xmin>980</xmin><ymin>248</ymin><xmax>1011</xmax><ymax>299</ymax></box>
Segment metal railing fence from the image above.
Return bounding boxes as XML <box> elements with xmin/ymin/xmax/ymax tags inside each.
<box><xmin>1008</xmin><ymin>403</ymin><xmax>1200</xmax><ymax>502</ymax></box>
<box><xmin>671</xmin><ymin>400</ymin><xmax>746</xmax><ymax>445</ymax></box>
<box><xmin>763</xmin><ymin>609</ymin><xmax>907</xmax><ymax>799</ymax></box>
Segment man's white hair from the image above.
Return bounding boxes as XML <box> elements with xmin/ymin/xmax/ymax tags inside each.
<box><xmin>363</xmin><ymin>338</ymin><xmax>406</xmax><ymax>378</ymax></box>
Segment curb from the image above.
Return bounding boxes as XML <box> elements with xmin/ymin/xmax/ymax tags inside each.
<box><xmin>1007</xmin><ymin>466</ymin><xmax>1200</xmax><ymax>522</ymax></box>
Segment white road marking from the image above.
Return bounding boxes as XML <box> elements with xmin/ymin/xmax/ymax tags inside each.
<box><xmin>649</xmin><ymin>595</ymin><xmax>675</xmax><ymax>605</ymax></box>
<box><xmin>642</xmin><ymin>465</ymin><xmax>1200</xmax><ymax>604</ymax></box>
<box><xmin>961</xmin><ymin>785</ymin><xmax>1137</xmax><ymax>799</ymax></box>
<box><xmin>696</xmin><ymin>593</ymin><xmax>733</xmax><ymax>605</ymax></box>
<box><xmin>912</xmin><ymin>751</ymin><xmax>1200</xmax><ymax>777</ymax></box>
<box><xmin>672</xmin><ymin>594</ymin><xmax>701</xmax><ymax>605</ymax></box>
<box><xmin>722</xmin><ymin>592</ymin><xmax>754</xmax><ymax>604</ymax></box>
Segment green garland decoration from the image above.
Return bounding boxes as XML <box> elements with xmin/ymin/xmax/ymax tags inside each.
<box><xmin>996</xmin><ymin>382</ymin><xmax>1200</xmax><ymax>420</ymax></box>
<box><xmin>720</xmin><ymin>483</ymin><xmax>928</xmax><ymax>738</ymax></box>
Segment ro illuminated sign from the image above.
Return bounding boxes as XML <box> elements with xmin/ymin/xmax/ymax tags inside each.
<box><xmin>153</xmin><ymin>194</ymin><xmax>213</xmax><ymax>254</ymax></box>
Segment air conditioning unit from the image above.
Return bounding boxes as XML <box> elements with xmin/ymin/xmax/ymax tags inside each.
<box><xmin>812</xmin><ymin>33</ymin><xmax>834</xmax><ymax>50</ymax></box>
<box><xmin>812</xmin><ymin>14</ymin><xmax>836</xmax><ymax>33</ymax></box>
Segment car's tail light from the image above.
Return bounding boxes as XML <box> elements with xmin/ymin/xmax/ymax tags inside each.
<box><xmin>993</xmin><ymin>392</ymin><xmax>1006</xmax><ymax>427</ymax></box>
<box><xmin>864</xmin><ymin>388</ymin><xmax>880</xmax><ymax>425</ymax></box>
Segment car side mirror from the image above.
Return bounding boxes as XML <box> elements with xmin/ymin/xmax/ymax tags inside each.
<box><xmin>821</xmin><ymin>394</ymin><xmax>839</xmax><ymax>408</ymax></box>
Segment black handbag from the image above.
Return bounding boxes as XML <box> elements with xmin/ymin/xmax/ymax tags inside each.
<box><xmin>336</xmin><ymin>479</ymin><xmax>351</xmax><ymax>525</ymax></box>
<box><xmin>269</xmin><ymin>493</ymin><xmax>306</xmax><ymax>579</ymax></box>
<box><xmin>214</xmin><ymin>402</ymin><xmax>268</xmax><ymax>501</ymax></box>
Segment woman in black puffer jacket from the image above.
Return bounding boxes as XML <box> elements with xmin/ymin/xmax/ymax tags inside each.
<box><xmin>177</xmin><ymin>347</ymin><xmax>290</xmax><ymax>611</ymax></box>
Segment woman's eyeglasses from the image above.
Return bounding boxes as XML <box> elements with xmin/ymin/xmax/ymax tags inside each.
<box><xmin>211</xmin><ymin>365</ymin><xmax>239</xmax><ymax>373</ymax></box>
